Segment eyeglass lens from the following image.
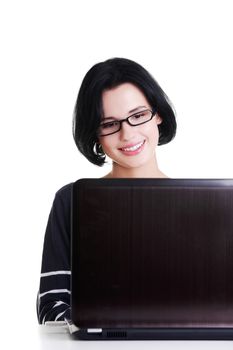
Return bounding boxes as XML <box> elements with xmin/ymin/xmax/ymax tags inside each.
<box><xmin>98</xmin><ymin>110</ymin><xmax>153</xmax><ymax>136</ymax></box>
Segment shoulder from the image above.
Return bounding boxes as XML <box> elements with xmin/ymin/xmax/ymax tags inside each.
<box><xmin>55</xmin><ymin>182</ymin><xmax>73</xmax><ymax>200</ymax></box>
<box><xmin>51</xmin><ymin>182</ymin><xmax>74</xmax><ymax>212</ymax></box>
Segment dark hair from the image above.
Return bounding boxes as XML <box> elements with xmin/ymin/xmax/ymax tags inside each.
<box><xmin>73</xmin><ymin>57</ymin><xmax>177</xmax><ymax>166</ymax></box>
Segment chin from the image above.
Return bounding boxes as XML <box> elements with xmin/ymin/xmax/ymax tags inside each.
<box><xmin>116</xmin><ymin>159</ymin><xmax>151</xmax><ymax>170</ymax></box>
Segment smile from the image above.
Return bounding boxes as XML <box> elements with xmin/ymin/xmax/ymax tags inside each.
<box><xmin>121</xmin><ymin>141</ymin><xmax>144</xmax><ymax>151</ymax></box>
<box><xmin>119</xmin><ymin>140</ymin><xmax>145</xmax><ymax>155</ymax></box>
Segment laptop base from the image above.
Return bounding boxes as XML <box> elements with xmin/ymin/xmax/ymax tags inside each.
<box><xmin>71</xmin><ymin>327</ymin><xmax>233</xmax><ymax>340</ymax></box>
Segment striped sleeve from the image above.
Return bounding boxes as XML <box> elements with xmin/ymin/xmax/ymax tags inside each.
<box><xmin>37</xmin><ymin>183</ymin><xmax>73</xmax><ymax>324</ymax></box>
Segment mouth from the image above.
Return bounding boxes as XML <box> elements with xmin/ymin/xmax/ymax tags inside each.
<box><xmin>119</xmin><ymin>140</ymin><xmax>145</xmax><ymax>155</ymax></box>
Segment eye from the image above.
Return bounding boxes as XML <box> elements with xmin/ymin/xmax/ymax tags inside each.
<box><xmin>101</xmin><ymin>121</ymin><xmax>119</xmax><ymax>129</ymax></box>
<box><xmin>131</xmin><ymin>111</ymin><xmax>148</xmax><ymax>120</ymax></box>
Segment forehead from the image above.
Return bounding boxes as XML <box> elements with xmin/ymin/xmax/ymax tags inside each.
<box><xmin>102</xmin><ymin>83</ymin><xmax>149</xmax><ymax>117</ymax></box>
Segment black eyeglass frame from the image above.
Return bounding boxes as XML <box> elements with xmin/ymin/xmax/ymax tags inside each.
<box><xmin>98</xmin><ymin>109</ymin><xmax>157</xmax><ymax>137</ymax></box>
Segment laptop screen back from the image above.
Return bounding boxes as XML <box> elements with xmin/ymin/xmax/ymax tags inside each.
<box><xmin>71</xmin><ymin>178</ymin><xmax>233</xmax><ymax>329</ymax></box>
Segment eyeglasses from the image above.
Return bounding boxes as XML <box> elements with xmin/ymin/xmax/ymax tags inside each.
<box><xmin>98</xmin><ymin>109</ymin><xmax>156</xmax><ymax>136</ymax></box>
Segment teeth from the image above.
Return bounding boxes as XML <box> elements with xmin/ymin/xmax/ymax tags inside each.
<box><xmin>122</xmin><ymin>141</ymin><xmax>144</xmax><ymax>152</ymax></box>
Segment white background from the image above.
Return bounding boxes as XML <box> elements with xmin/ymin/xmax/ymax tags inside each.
<box><xmin>1</xmin><ymin>0</ymin><xmax>233</xmax><ymax>347</ymax></box>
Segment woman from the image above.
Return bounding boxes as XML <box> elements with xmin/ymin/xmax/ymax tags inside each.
<box><xmin>37</xmin><ymin>57</ymin><xmax>177</xmax><ymax>324</ymax></box>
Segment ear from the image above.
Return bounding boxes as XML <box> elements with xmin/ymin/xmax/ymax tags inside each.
<box><xmin>95</xmin><ymin>141</ymin><xmax>104</xmax><ymax>154</ymax></box>
<box><xmin>156</xmin><ymin>114</ymin><xmax>162</xmax><ymax>125</ymax></box>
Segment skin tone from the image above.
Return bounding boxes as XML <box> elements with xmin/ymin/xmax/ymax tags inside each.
<box><xmin>99</xmin><ymin>83</ymin><xmax>168</xmax><ymax>178</ymax></box>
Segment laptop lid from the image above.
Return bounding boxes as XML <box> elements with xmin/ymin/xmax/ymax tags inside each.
<box><xmin>71</xmin><ymin>178</ymin><xmax>233</xmax><ymax>339</ymax></box>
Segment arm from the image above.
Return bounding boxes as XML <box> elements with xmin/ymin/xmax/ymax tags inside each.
<box><xmin>37</xmin><ymin>183</ymin><xmax>72</xmax><ymax>324</ymax></box>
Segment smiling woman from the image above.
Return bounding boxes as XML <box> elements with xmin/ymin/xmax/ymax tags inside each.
<box><xmin>73</xmin><ymin>58</ymin><xmax>177</xmax><ymax>168</ymax></box>
<box><xmin>37</xmin><ymin>57</ymin><xmax>177</xmax><ymax>324</ymax></box>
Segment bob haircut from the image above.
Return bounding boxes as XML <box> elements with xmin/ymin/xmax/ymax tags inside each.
<box><xmin>73</xmin><ymin>57</ymin><xmax>177</xmax><ymax>166</ymax></box>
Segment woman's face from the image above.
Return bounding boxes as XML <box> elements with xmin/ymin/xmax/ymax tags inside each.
<box><xmin>99</xmin><ymin>83</ymin><xmax>162</xmax><ymax>171</ymax></box>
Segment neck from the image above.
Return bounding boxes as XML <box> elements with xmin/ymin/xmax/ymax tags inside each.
<box><xmin>103</xmin><ymin>158</ymin><xmax>168</xmax><ymax>179</ymax></box>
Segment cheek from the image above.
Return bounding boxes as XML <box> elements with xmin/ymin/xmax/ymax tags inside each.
<box><xmin>99</xmin><ymin>135</ymin><xmax>117</xmax><ymax>153</ymax></box>
<box><xmin>143</xmin><ymin>121</ymin><xmax>160</xmax><ymax>141</ymax></box>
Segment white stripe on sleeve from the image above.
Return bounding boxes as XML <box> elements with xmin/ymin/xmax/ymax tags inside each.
<box><xmin>52</xmin><ymin>301</ymin><xmax>69</xmax><ymax>309</ymax></box>
<box><xmin>55</xmin><ymin>309</ymin><xmax>69</xmax><ymax>321</ymax></box>
<box><xmin>41</xmin><ymin>270</ymin><xmax>71</xmax><ymax>277</ymax></box>
<box><xmin>39</xmin><ymin>289</ymin><xmax>71</xmax><ymax>298</ymax></box>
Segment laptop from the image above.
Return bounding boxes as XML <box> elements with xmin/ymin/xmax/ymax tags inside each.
<box><xmin>70</xmin><ymin>178</ymin><xmax>233</xmax><ymax>340</ymax></box>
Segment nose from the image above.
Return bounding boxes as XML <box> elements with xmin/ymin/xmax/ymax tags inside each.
<box><xmin>119</xmin><ymin>120</ymin><xmax>135</xmax><ymax>141</ymax></box>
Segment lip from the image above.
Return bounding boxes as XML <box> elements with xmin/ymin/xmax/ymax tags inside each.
<box><xmin>118</xmin><ymin>140</ymin><xmax>145</xmax><ymax>156</ymax></box>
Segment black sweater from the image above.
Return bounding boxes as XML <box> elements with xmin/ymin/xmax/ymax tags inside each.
<box><xmin>37</xmin><ymin>183</ymin><xmax>73</xmax><ymax>324</ymax></box>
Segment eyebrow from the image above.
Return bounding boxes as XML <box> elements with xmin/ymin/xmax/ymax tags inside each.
<box><xmin>102</xmin><ymin>106</ymin><xmax>148</xmax><ymax>121</ymax></box>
